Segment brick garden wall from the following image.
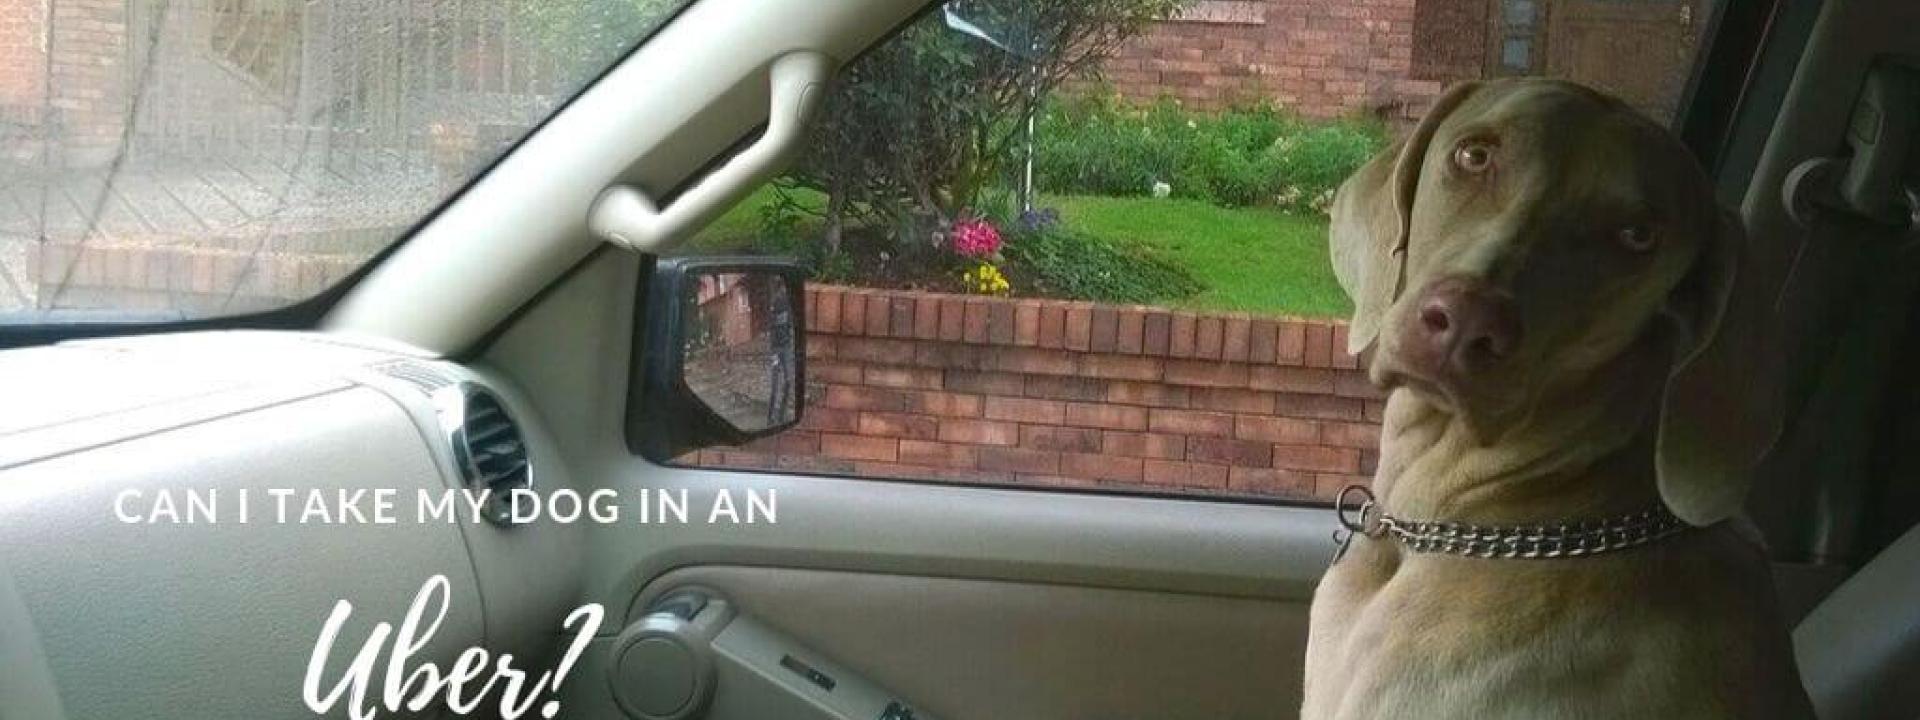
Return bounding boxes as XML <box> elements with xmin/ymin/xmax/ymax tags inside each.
<box><xmin>34</xmin><ymin>247</ymin><xmax>1385</xmax><ymax>502</ymax></box>
<box><xmin>692</xmin><ymin>286</ymin><xmax>1384</xmax><ymax>503</ymax></box>
<box><xmin>1098</xmin><ymin>0</ymin><xmax>1444</xmax><ymax>121</ymax></box>
<box><xmin>26</xmin><ymin>239</ymin><xmax>367</xmax><ymax>313</ymax></box>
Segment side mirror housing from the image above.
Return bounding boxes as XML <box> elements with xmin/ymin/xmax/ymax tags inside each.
<box><xmin>629</xmin><ymin>257</ymin><xmax>807</xmax><ymax>461</ymax></box>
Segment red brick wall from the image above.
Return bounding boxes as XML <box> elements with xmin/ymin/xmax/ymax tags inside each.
<box><xmin>29</xmin><ymin>240</ymin><xmax>365</xmax><ymax>313</ymax></box>
<box><xmin>1409</xmin><ymin>0</ymin><xmax>1489</xmax><ymax>84</ymax></box>
<box><xmin>0</xmin><ymin>0</ymin><xmax>133</xmax><ymax>166</ymax></box>
<box><xmin>51</xmin><ymin>0</ymin><xmax>130</xmax><ymax>166</ymax></box>
<box><xmin>0</xmin><ymin>0</ymin><xmax>46</xmax><ymax>112</ymax></box>
<box><xmin>0</xmin><ymin>0</ymin><xmax>135</xmax><ymax>166</ymax></box>
<box><xmin>692</xmin><ymin>286</ymin><xmax>1383</xmax><ymax>503</ymax></box>
<box><xmin>1098</xmin><ymin>0</ymin><xmax>1444</xmax><ymax>120</ymax></box>
<box><xmin>692</xmin><ymin>273</ymin><xmax>764</xmax><ymax>346</ymax></box>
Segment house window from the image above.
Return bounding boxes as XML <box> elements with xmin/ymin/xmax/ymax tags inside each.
<box><xmin>1502</xmin><ymin>38</ymin><xmax>1531</xmax><ymax>71</ymax></box>
<box><xmin>1505</xmin><ymin>0</ymin><xmax>1538</xmax><ymax>26</ymax></box>
<box><xmin>209</xmin><ymin>0</ymin><xmax>303</xmax><ymax>101</ymax></box>
<box><xmin>1174</xmin><ymin>1</ymin><xmax>1268</xmax><ymax>25</ymax></box>
<box><xmin>1498</xmin><ymin>0</ymin><xmax>1539</xmax><ymax>74</ymax></box>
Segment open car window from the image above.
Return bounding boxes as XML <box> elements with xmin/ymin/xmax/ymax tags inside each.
<box><xmin>0</xmin><ymin>0</ymin><xmax>688</xmax><ymax>324</ymax></box>
<box><xmin>672</xmin><ymin>0</ymin><xmax>1721</xmax><ymax>504</ymax></box>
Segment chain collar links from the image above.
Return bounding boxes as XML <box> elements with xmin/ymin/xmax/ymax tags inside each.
<box><xmin>1331</xmin><ymin>484</ymin><xmax>1693</xmax><ymax>563</ymax></box>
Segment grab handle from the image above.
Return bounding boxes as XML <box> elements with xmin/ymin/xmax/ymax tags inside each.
<box><xmin>590</xmin><ymin>51</ymin><xmax>832</xmax><ymax>253</ymax></box>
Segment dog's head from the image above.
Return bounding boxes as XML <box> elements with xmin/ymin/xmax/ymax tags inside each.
<box><xmin>1330</xmin><ymin>78</ymin><xmax>1757</xmax><ymax>525</ymax></box>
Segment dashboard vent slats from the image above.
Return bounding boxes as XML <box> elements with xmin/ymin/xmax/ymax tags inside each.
<box><xmin>369</xmin><ymin>360</ymin><xmax>532</xmax><ymax>528</ymax></box>
<box><xmin>447</xmin><ymin>388</ymin><xmax>533</xmax><ymax>527</ymax></box>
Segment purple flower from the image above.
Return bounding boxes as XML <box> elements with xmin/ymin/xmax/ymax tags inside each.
<box><xmin>1018</xmin><ymin>208</ymin><xmax>1061</xmax><ymax>233</ymax></box>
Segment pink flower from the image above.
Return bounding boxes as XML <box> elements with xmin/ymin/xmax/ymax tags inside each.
<box><xmin>951</xmin><ymin>219</ymin><xmax>1003</xmax><ymax>258</ymax></box>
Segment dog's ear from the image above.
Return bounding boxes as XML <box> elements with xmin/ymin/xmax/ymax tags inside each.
<box><xmin>1657</xmin><ymin>208</ymin><xmax>1774</xmax><ymax>526</ymax></box>
<box><xmin>1330</xmin><ymin>82</ymin><xmax>1482</xmax><ymax>354</ymax></box>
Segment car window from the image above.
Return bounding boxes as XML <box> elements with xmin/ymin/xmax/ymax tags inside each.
<box><xmin>673</xmin><ymin>0</ymin><xmax>1721</xmax><ymax>505</ymax></box>
<box><xmin>0</xmin><ymin>0</ymin><xmax>687</xmax><ymax>323</ymax></box>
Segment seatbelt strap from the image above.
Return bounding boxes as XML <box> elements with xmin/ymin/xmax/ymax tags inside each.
<box><xmin>1765</xmin><ymin>61</ymin><xmax>1920</xmax><ymax>564</ymax></box>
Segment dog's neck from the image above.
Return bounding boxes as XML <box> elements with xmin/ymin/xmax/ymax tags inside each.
<box><xmin>1371</xmin><ymin>340</ymin><xmax>1669</xmax><ymax>525</ymax></box>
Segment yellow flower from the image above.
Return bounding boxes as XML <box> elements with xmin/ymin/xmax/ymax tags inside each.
<box><xmin>960</xmin><ymin>261</ymin><xmax>1011</xmax><ymax>296</ymax></box>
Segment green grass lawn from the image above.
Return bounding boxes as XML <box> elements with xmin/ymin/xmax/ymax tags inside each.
<box><xmin>683</xmin><ymin>187</ymin><xmax>1351</xmax><ymax>319</ymax></box>
<box><xmin>689</xmin><ymin>185</ymin><xmax>812</xmax><ymax>252</ymax></box>
<box><xmin>1043</xmin><ymin>195</ymin><xmax>1349</xmax><ymax>318</ymax></box>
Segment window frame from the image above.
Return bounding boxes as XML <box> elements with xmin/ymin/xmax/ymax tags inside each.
<box><xmin>622</xmin><ymin>0</ymin><xmax>1786</xmax><ymax>508</ymax></box>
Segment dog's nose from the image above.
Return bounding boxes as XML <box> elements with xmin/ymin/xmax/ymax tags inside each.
<box><xmin>1414</xmin><ymin>277</ymin><xmax>1521</xmax><ymax>375</ymax></box>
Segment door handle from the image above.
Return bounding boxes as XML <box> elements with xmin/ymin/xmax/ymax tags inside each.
<box><xmin>590</xmin><ymin>51</ymin><xmax>833</xmax><ymax>253</ymax></box>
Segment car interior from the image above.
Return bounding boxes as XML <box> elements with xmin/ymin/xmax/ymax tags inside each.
<box><xmin>1</xmin><ymin>0</ymin><xmax>1917</xmax><ymax>718</ymax></box>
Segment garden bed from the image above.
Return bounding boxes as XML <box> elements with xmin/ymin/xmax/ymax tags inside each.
<box><xmin>685</xmin><ymin>188</ymin><xmax>1350</xmax><ymax>319</ymax></box>
<box><xmin>681</xmin><ymin>90</ymin><xmax>1379</xmax><ymax>320</ymax></box>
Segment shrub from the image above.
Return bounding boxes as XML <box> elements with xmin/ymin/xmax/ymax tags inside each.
<box><xmin>745</xmin><ymin>185</ymin><xmax>1203</xmax><ymax>305</ymax></box>
<box><xmin>779</xmin><ymin>0</ymin><xmax>1192</xmax><ymax>258</ymax></box>
<box><xmin>968</xmin><ymin>188</ymin><xmax>1200</xmax><ymax>304</ymax></box>
<box><xmin>1033</xmin><ymin>93</ymin><xmax>1387</xmax><ymax>213</ymax></box>
<box><xmin>514</xmin><ymin>0</ymin><xmax>681</xmax><ymax>73</ymax></box>
<box><xmin>1001</xmin><ymin>225</ymin><xmax>1202</xmax><ymax>304</ymax></box>
<box><xmin>1268</xmin><ymin>122</ymin><xmax>1386</xmax><ymax>213</ymax></box>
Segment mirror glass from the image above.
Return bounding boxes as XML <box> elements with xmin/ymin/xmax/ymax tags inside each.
<box><xmin>680</xmin><ymin>271</ymin><xmax>800</xmax><ymax>435</ymax></box>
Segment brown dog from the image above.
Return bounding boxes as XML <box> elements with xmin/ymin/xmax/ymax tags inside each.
<box><xmin>1302</xmin><ymin>79</ymin><xmax>1813</xmax><ymax>719</ymax></box>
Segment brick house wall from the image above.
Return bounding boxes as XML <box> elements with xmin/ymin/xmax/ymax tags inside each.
<box><xmin>1099</xmin><ymin>0</ymin><xmax>1444</xmax><ymax>120</ymax></box>
<box><xmin>692</xmin><ymin>286</ymin><xmax>1384</xmax><ymax>503</ymax></box>
<box><xmin>0</xmin><ymin>0</ymin><xmax>143</xmax><ymax>166</ymax></box>
<box><xmin>1408</xmin><ymin>0</ymin><xmax>1489</xmax><ymax>86</ymax></box>
<box><xmin>42</xmin><ymin>0</ymin><xmax>129</xmax><ymax>166</ymax></box>
<box><xmin>0</xmin><ymin>0</ymin><xmax>46</xmax><ymax>114</ymax></box>
<box><xmin>1098</xmin><ymin>0</ymin><xmax>1700</xmax><ymax>123</ymax></box>
<box><xmin>5</xmin><ymin>0</ymin><xmax>307</xmax><ymax>168</ymax></box>
<box><xmin>0</xmin><ymin>0</ymin><xmax>49</xmax><ymax>164</ymax></box>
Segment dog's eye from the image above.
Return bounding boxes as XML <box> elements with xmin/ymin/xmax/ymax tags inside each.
<box><xmin>1616</xmin><ymin>225</ymin><xmax>1656</xmax><ymax>252</ymax></box>
<box><xmin>1453</xmin><ymin>141</ymin><xmax>1495</xmax><ymax>174</ymax></box>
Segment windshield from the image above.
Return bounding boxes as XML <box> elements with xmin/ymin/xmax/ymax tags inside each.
<box><xmin>0</xmin><ymin>0</ymin><xmax>686</xmax><ymax>324</ymax></box>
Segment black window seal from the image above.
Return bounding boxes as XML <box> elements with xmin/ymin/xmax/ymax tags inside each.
<box><xmin>1678</xmin><ymin>0</ymin><xmax>1792</xmax><ymax>177</ymax></box>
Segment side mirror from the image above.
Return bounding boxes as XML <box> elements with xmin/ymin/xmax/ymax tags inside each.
<box><xmin>630</xmin><ymin>257</ymin><xmax>807</xmax><ymax>460</ymax></box>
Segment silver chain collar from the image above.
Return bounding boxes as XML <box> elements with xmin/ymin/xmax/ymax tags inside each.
<box><xmin>1330</xmin><ymin>484</ymin><xmax>1693</xmax><ymax>563</ymax></box>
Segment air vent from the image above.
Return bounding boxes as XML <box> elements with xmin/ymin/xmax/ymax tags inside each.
<box><xmin>434</xmin><ymin>384</ymin><xmax>533</xmax><ymax>527</ymax></box>
<box><xmin>371</xmin><ymin>358</ymin><xmax>457</xmax><ymax>394</ymax></box>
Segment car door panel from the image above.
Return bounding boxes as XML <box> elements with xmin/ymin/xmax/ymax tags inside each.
<box><xmin>489</xmin><ymin>250</ymin><xmax>1334</xmax><ymax>718</ymax></box>
<box><xmin>627</xmin><ymin>565</ymin><xmax>1309</xmax><ymax>719</ymax></box>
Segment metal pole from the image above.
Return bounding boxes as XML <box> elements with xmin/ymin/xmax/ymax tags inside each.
<box><xmin>1020</xmin><ymin>44</ymin><xmax>1039</xmax><ymax>214</ymax></box>
<box><xmin>1022</xmin><ymin>71</ymin><xmax>1036</xmax><ymax>213</ymax></box>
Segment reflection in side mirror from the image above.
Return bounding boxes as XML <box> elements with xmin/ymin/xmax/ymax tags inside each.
<box><xmin>681</xmin><ymin>272</ymin><xmax>799</xmax><ymax>435</ymax></box>
<box><xmin>629</xmin><ymin>258</ymin><xmax>808</xmax><ymax>461</ymax></box>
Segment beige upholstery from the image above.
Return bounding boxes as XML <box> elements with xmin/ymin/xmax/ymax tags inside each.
<box><xmin>1794</xmin><ymin>524</ymin><xmax>1920</xmax><ymax>719</ymax></box>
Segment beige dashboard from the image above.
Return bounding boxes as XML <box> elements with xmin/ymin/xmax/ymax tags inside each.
<box><xmin>0</xmin><ymin>331</ymin><xmax>583</xmax><ymax>718</ymax></box>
